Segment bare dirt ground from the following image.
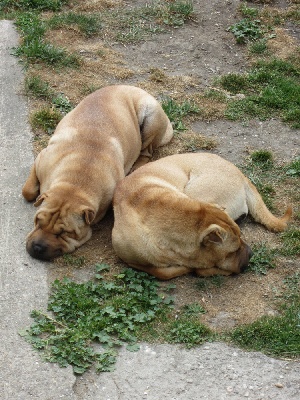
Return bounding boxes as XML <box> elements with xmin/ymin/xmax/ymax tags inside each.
<box><xmin>30</xmin><ymin>0</ymin><xmax>300</xmax><ymax>332</ymax></box>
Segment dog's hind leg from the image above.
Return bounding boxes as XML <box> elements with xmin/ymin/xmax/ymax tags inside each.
<box><xmin>22</xmin><ymin>164</ymin><xmax>40</xmax><ymax>202</ymax></box>
<box><xmin>136</xmin><ymin>99</ymin><xmax>173</xmax><ymax>166</ymax></box>
<box><xmin>245</xmin><ymin>178</ymin><xmax>292</xmax><ymax>232</ymax></box>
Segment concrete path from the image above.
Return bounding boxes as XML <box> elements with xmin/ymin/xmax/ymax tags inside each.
<box><xmin>0</xmin><ymin>20</ymin><xmax>299</xmax><ymax>400</ymax></box>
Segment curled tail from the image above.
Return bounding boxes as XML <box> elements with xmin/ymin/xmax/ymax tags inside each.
<box><xmin>245</xmin><ymin>178</ymin><xmax>292</xmax><ymax>232</ymax></box>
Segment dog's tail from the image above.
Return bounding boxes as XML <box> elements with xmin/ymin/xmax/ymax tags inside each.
<box><xmin>245</xmin><ymin>178</ymin><xmax>292</xmax><ymax>232</ymax></box>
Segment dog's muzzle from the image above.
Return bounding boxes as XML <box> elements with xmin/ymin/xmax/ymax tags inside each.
<box><xmin>239</xmin><ymin>243</ymin><xmax>253</xmax><ymax>272</ymax></box>
<box><xmin>27</xmin><ymin>240</ymin><xmax>62</xmax><ymax>261</ymax></box>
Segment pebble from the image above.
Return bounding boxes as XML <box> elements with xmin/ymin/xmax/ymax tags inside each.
<box><xmin>275</xmin><ymin>383</ymin><xmax>284</xmax><ymax>388</ymax></box>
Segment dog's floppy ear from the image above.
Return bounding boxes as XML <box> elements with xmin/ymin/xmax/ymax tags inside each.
<box><xmin>200</xmin><ymin>224</ymin><xmax>226</xmax><ymax>246</ymax></box>
<box><xmin>82</xmin><ymin>207</ymin><xmax>96</xmax><ymax>225</ymax></box>
<box><xmin>34</xmin><ymin>193</ymin><xmax>47</xmax><ymax>207</ymax></box>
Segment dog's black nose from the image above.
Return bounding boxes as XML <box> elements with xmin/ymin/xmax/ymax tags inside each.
<box><xmin>33</xmin><ymin>242</ymin><xmax>47</xmax><ymax>255</ymax></box>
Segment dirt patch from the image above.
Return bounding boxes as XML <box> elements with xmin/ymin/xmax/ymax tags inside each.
<box><xmin>27</xmin><ymin>0</ymin><xmax>299</xmax><ymax>332</ymax></box>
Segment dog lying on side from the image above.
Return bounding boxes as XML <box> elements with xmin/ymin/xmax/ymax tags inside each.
<box><xmin>22</xmin><ymin>85</ymin><xmax>173</xmax><ymax>260</ymax></box>
<box><xmin>112</xmin><ymin>153</ymin><xmax>292</xmax><ymax>279</ymax></box>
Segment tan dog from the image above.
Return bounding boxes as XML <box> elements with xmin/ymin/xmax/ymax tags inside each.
<box><xmin>112</xmin><ymin>153</ymin><xmax>292</xmax><ymax>279</ymax></box>
<box><xmin>22</xmin><ymin>85</ymin><xmax>173</xmax><ymax>260</ymax></box>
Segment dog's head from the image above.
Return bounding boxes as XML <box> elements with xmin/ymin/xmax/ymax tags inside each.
<box><xmin>195</xmin><ymin>206</ymin><xmax>252</xmax><ymax>276</ymax></box>
<box><xmin>26</xmin><ymin>191</ymin><xmax>96</xmax><ymax>260</ymax></box>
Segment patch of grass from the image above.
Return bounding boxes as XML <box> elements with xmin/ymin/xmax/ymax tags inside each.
<box><xmin>249</xmin><ymin>38</ymin><xmax>268</xmax><ymax>54</ymax></box>
<box><xmin>30</xmin><ymin>107</ymin><xmax>62</xmax><ymax>134</ymax></box>
<box><xmin>24</xmin><ymin>75</ymin><xmax>54</xmax><ymax>100</ymax></box>
<box><xmin>250</xmin><ymin>149</ymin><xmax>273</xmax><ymax>165</ymax></box>
<box><xmin>221</xmin><ymin>59</ymin><xmax>300</xmax><ymax>127</ymax></box>
<box><xmin>196</xmin><ymin>275</ymin><xmax>225</xmax><ymax>291</ymax></box>
<box><xmin>161</xmin><ymin>97</ymin><xmax>199</xmax><ymax>131</ymax></box>
<box><xmin>0</xmin><ymin>0</ymin><xmax>68</xmax><ymax>12</ymax></box>
<box><xmin>48</xmin><ymin>12</ymin><xmax>102</xmax><ymax>37</ymax></box>
<box><xmin>165</xmin><ymin>317</ymin><xmax>212</xmax><ymax>348</ymax></box>
<box><xmin>13</xmin><ymin>11</ymin><xmax>80</xmax><ymax>67</ymax></box>
<box><xmin>230</xmin><ymin>271</ymin><xmax>300</xmax><ymax>358</ymax></box>
<box><xmin>246</xmin><ymin>243</ymin><xmax>276</xmax><ymax>275</ymax></box>
<box><xmin>106</xmin><ymin>0</ymin><xmax>193</xmax><ymax>44</ymax></box>
<box><xmin>230</xmin><ymin>309</ymin><xmax>300</xmax><ymax>357</ymax></box>
<box><xmin>20</xmin><ymin>267</ymin><xmax>174</xmax><ymax>374</ymax></box>
<box><xmin>62</xmin><ymin>254</ymin><xmax>86</xmax><ymax>267</ymax></box>
<box><xmin>279</xmin><ymin>229</ymin><xmax>300</xmax><ymax>257</ymax></box>
<box><xmin>157</xmin><ymin>0</ymin><xmax>194</xmax><ymax>27</ymax></box>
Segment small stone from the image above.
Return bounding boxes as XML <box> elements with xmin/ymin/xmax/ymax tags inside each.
<box><xmin>275</xmin><ymin>383</ymin><xmax>284</xmax><ymax>388</ymax></box>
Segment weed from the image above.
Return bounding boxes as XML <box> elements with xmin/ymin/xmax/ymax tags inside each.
<box><xmin>228</xmin><ymin>18</ymin><xmax>264</xmax><ymax>44</ymax></box>
<box><xmin>48</xmin><ymin>12</ymin><xmax>102</xmax><ymax>37</ymax></box>
<box><xmin>285</xmin><ymin>157</ymin><xmax>300</xmax><ymax>177</ymax></box>
<box><xmin>182</xmin><ymin>303</ymin><xmax>206</xmax><ymax>316</ymax></box>
<box><xmin>240</xmin><ymin>3</ymin><xmax>259</xmax><ymax>19</ymax></box>
<box><xmin>246</xmin><ymin>243</ymin><xmax>275</xmax><ymax>275</ymax></box>
<box><xmin>24</xmin><ymin>75</ymin><xmax>54</xmax><ymax>100</ymax></box>
<box><xmin>20</xmin><ymin>268</ymin><xmax>174</xmax><ymax>374</ymax></box>
<box><xmin>52</xmin><ymin>93</ymin><xmax>73</xmax><ymax>115</ymax></box>
<box><xmin>161</xmin><ymin>97</ymin><xmax>199</xmax><ymax>131</ymax></box>
<box><xmin>30</xmin><ymin>107</ymin><xmax>61</xmax><ymax>134</ymax></box>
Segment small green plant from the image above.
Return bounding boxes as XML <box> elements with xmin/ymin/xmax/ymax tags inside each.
<box><xmin>285</xmin><ymin>157</ymin><xmax>300</xmax><ymax>177</ymax></box>
<box><xmin>228</xmin><ymin>18</ymin><xmax>264</xmax><ymax>44</ymax></box>
<box><xmin>182</xmin><ymin>303</ymin><xmax>206</xmax><ymax>316</ymax></box>
<box><xmin>161</xmin><ymin>97</ymin><xmax>199</xmax><ymax>131</ymax></box>
<box><xmin>246</xmin><ymin>243</ymin><xmax>275</xmax><ymax>275</ymax></box>
<box><xmin>20</xmin><ymin>267</ymin><xmax>174</xmax><ymax>374</ymax></box>
<box><xmin>240</xmin><ymin>3</ymin><xmax>259</xmax><ymax>19</ymax></box>
<box><xmin>30</xmin><ymin>107</ymin><xmax>62</xmax><ymax>134</ymax></box>
<box><xmin>52</xmin><ymin>93</ymin><xmax>73</xmax><ymax>115</ymax></box>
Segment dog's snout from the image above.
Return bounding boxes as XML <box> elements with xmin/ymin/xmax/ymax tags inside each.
<box><xmin>239</xmin><ymin>243</ymin><xmax>252</xmax><ymax>272</ymax></box>
<box><xmin>33</xmin><ymin>242</ymin><xmax>47</xmax><ymax>255</ymax></box>
<box><xmin>28</xmin><ymin>241</ymin><xmax>49</xmax><ymax>260</ymax></box>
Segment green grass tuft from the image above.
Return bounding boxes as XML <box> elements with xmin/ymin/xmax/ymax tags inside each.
<box><xmin>48</xmin><ymin>12</ymin><xmax>102</xmax><ymax>37</ymax></box>
<box><xmin>161</xmin><ymin>97</ymin><xmax>199</xmax><ymax>131</ymax></box>
<box><xmin>30</xmin><ymin>107</ymin><xmax>62</xmax><ymax>134</ymax></box>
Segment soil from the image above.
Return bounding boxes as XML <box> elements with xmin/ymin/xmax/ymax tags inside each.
<box><xmin>39</xmin><ymin>0</ymin><xmax>300</xmax><ymax>332</ymax></box>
